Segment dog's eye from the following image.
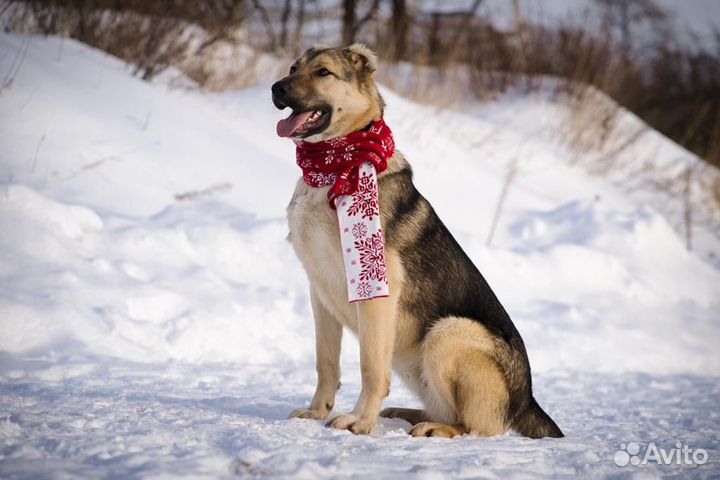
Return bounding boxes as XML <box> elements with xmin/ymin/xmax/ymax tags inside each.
<box><xmin>318</xmin><ymin>68</ymin><xmax>330</xmax><ymax>77</ymax></box>
<box><xmin>289</xmin><ymin>66</ymin><xmax>297</xmax><ymax>75</ymax></box>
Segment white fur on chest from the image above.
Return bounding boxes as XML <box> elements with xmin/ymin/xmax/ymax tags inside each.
<box><xmin>287</xmin><ymin>179</ymin><xmax>358</xmax><ymax>330</ymax></box>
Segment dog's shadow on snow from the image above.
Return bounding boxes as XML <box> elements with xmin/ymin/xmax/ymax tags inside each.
<box><xmin>0</xmin><ymin>352</ymin><xmax>310</xmax><ymax>422</ymax></box>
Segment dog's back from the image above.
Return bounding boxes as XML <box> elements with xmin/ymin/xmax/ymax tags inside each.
<box><xmin>379</xmin><ymin>155</ymin><xmax>563</xmax><ymax>438</ymax></box>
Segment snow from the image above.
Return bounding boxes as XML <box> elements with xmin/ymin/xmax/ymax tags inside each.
<box><xmin>2</xmin><ymin>359</ymin><xmax>717</xmax><ymax>479</ymax></box>
<box><xmin>1</xmin><ymin>33</ymin><xmax>719</xmax><ymax>478</ymax></box>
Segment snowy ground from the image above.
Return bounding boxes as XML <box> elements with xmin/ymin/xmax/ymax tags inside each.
<box><xmin>1</xmin><ymin>358</ymin><xmax>718</xmax><ymax>479</ymax></box>
<box><xmin>1</xmin><ymin>34</ymin><xmax>719</xmax><ymax>478</ymax></box>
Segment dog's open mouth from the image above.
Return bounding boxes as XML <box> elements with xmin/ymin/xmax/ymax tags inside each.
<box><xmin>276</xmin><ymin>108</ymin><xmax>330</xmax><ymax>138</ymax></box>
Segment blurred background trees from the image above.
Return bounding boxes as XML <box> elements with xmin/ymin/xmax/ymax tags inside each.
<box><xmin>1</xmin><ymin>0</ymin><xmax>719</xmax><ymax>172</ymax></box>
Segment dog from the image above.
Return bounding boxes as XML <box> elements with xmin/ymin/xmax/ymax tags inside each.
<box><xmin>272</xmin><ymin>44</ymin><xmax>563</xmax><ymax>438</ymax></box>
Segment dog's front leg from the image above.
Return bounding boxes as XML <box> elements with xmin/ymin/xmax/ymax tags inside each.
<box><xmin>289</xmin><ymin>290</ymin><xmax>342</xmax><ymax>420</ymax></box>
<box><xmin>327</xmin><ymin>296</ymin><xmax>396</xmax><ymax>434</ymax></box>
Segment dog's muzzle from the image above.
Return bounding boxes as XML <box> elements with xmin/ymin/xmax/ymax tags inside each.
<box><xmin>271</xmin><ymin>80</ymin><xmax>290</xmax><ymax>109</ymax></box>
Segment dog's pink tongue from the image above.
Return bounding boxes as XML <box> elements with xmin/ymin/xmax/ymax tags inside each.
<box><xmin>277</xmin><ymin>111</ymin><xmax>312</xmax><ymax>137</ymax></box>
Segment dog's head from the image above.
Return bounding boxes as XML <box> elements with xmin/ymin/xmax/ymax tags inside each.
<box><xmin>272</xmin><ymin>44</ymin><xmax>384</xmax><ymax>142</ymax></box>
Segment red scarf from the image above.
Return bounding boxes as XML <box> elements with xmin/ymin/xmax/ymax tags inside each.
<box><xmin>295</xmin><ymin>118</ymin><xmax>395</xmax><ymax>208</ymax></box>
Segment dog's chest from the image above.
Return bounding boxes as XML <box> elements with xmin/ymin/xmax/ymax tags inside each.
<box><xmin>287</xmin><ymin>180</ymin><xmax>357</xmax><ymax>328</ymax></box>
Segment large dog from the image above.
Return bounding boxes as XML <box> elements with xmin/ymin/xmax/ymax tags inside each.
<box><xmin>272</xmin><ymin>44</ymin><xmax>563</xmax><ymax>438</ymax></box>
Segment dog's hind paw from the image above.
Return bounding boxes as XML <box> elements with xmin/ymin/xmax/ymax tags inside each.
<box><xmin>409</xmin><ymin>422</ymin><xmax>467</xmax><ymax>438</ymax></box>
<box><xmin>379</xmin><ymin>407</ymin><xmax>429</xmax><ymax>425</ymax></box>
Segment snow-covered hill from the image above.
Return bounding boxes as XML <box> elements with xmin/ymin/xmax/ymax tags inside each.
<box><xmin>0</xmin><ymin>34</ymin><xmax>719</xmax><ymax>478</ymax></box>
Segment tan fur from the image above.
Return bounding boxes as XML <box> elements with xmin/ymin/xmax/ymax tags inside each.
<box><xmin>288</xmin><ymin>290</ymin><xmax>342</xmax><ymax>420</ymax></box>
<box><xmin>327</xmin><ymin>290</ymin><xmax>398</xmax><ymax>433</ymax></box>
<box><xmin>284</xmin><ymin>45</ymin><xmax>383</xmax><ymax>142</ymax></box>
<box><xmin>420</xmin><ymin>317</ymin><xmax>509</xmax><ymax>436</ymax></box>
<box><xmin>284</xmin><ymin>46</ymin><xmax>511</xmax><ymax>438</ymax></box>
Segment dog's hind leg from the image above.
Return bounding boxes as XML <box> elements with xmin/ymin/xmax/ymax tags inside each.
<box><xmin>379</xmin><ymin>407</ymin><xmax>429</xmax><ymax>425</ymax></box>
<box><xmin>418</xmin><ymin>316</ymin><xmax>509</xmax><ymax>438</ymax></box>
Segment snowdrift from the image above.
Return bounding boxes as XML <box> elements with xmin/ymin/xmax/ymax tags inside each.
<box><xmin>1</xmin><ymin>33</ymin><xmax>717</xmax><ymax>371</ymax></box>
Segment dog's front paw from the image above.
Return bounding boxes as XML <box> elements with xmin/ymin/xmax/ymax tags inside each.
<box><xmin>326</xmin><ymin>413</ymin><xmax>376</xmax><ymax>434</ymax></box>
<box><xmin>288</xmin><ymin>407</ymin><xmax>330</xmax><ymax>420</ymax></box>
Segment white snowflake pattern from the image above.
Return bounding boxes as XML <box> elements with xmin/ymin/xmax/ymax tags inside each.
<box><xmin>306</xmin><ymin>171</ymin><xmax>336</xmax><ymax>186</ymax></box>
<box><xmin>327</xmin><ymin>137</ymin><xmax>348</xmax><ymax>149</ymax></box>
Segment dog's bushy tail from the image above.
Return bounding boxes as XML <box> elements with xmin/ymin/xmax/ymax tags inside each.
<box><xmin>512</xmin><ymin>396</ymin><xmax>564</xmax><ymax>439</ymax></box>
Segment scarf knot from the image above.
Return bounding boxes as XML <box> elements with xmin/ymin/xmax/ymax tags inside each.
<box><xmin>294</xmin><ymin>118</ymin><xmax>394</xmax><ymax>303</ymax></box>
<box><xmin>295</xmin><ymin>118</ymin><xmax>394</xmax><ymax>208</ymax></box>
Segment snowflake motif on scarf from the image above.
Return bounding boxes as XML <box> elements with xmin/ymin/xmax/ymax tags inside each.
<box><xmin>352</xmin><ymin>222</ymin><xmax>368</xmax><ymax>239</ymax></box>
<box><xmin>306</xmin><ymin>171</ymin><xmax>335</xmax><ymax>186</ymax></box>
<box><xmin>355</xmin><ymin>231</ymin><xmax>387</xmax><ymax>283</ymax></box>
<box><xmin>347</xmin><ymin>171</ymin><xmax>380</xmax><ymax>221</ymax></box>
<box><xmin>356</xmin><ymin>282</ymin><xmax>373</xmax><ymax>299</ymax></box>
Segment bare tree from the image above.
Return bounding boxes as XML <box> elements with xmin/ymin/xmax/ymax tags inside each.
<box><xmin>595</xmin><ymin>0</ymin><xmax>666</xmax><ymax>56</ymax></box>
<box><xmin>342</xmin><ymin>0</ymin><xmax>357</xmax><ymax>45</ymax></box>
<box><xmin>342</xmin><ymin>0</ymin><xmax>380</xmax><ymax>45</ymax></box>
<box><xmin>251</xmin><ymin>0</ymin><xmax>278</xmax><ymax>52</ymax></box>
<box><xmin>292</xmin><ymin>0</ymin><xmax>306</xmax><ymax>53</ymax></box>
<box><xmin>279</xmin><ymin>0</ymin><xmax>292</xmax><ymax>49</ymax></box>
<box><xmin>428</xmin><ymin>0</ymin><xmax>483</xmax><ymax>65</ymax></box>
<box><xmin>512</xmin><ymin>0</ymin><xmax>522</xmax><ymax>32</ymax></box>
<box><xmin>391</xmin><ymin>0</ymin><xmax>408</xmax><ymax>60</ymax></box>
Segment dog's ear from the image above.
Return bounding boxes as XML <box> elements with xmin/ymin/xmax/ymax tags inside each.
<box><xmin>344</xmin><ymin>44</ymin><xmax>378</xmax><ymax>75</ymax></box>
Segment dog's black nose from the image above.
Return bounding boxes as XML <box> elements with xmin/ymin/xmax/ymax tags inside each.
<box><xmin>271</xmin><ymin>80</ymin><xmax>290</xmax><ymax>109</ymax></box>
<box><xmin>271</xmin><ymin>81</ymin><xmax>287</xmax><ymax>97</ymax></box>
